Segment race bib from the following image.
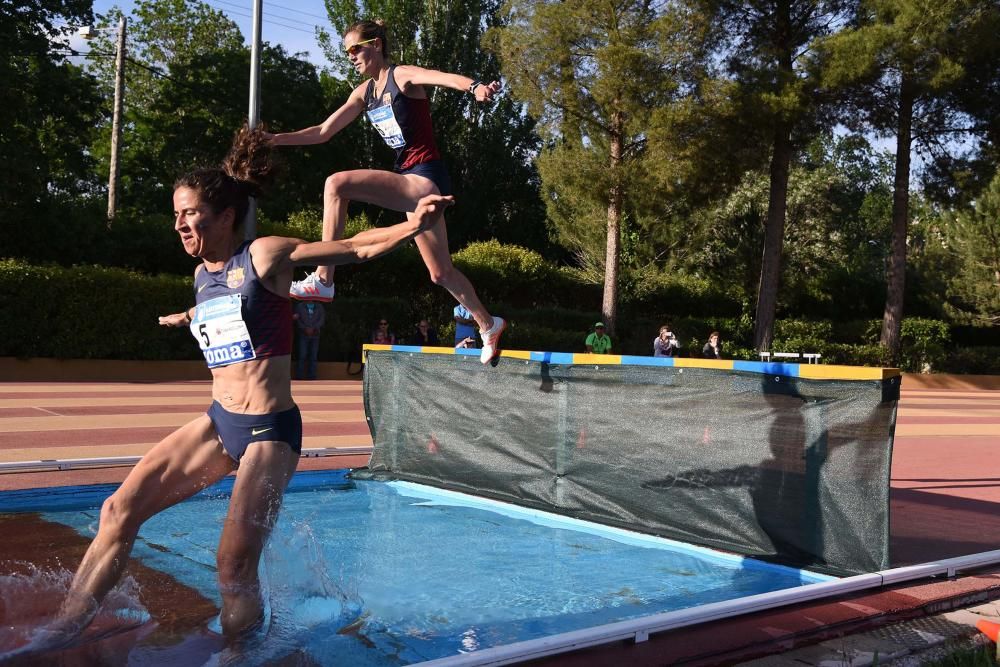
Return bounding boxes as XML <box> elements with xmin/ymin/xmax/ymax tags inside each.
<box><xmin>367</xmin><ymin>103</ymin><xmax>406</xmax><ymax>149</ymax></box>
<box><xmin>190</xmin><ymin>294</ymin><xmax>256</xmax><ymax>368</ymax></box>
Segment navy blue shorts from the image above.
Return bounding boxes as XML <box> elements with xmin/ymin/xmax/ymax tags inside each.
<box><xmin>398</xmin><ymin>159</ymin><xmax>452</xmax><ymax>196</ymax></box>
<box><xmin>207</xmin><ymin>401</ymin><xmax>303</xmax><ymax>462</ymax></box>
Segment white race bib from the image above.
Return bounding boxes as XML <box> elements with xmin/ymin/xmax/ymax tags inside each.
<box><xmin>367</xmin><ymin>103</ymin><xmax>406</xmax><ymax>149</ymax></box>
<box><xmin>191</xmin><ymin>294</ymin><xmax>256</xmax><ymax>368</ymax></box>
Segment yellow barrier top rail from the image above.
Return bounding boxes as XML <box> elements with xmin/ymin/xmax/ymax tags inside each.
<box><xmin>362</xmin><ymin>344</ymin><xmax>901</xmax><ymax>381</ymax></box>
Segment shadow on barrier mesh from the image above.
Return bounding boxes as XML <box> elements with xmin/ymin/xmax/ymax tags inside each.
<box><xmin>358</xmin><ymin>351</ymin><xmax>900</xmax><ymax>576</ymax></box>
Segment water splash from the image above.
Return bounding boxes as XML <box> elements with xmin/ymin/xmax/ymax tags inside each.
<box><xmin>0</xmin><ymin>563</ymin><xmax>150</xmax><ymax>659</ymax></box>
<box><xmin>200</xmin><ymin>517</ymin><xmax>366</xmax><ymax>665</ymax></box>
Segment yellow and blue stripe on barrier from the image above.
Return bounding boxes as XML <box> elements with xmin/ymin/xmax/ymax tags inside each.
<box><xmin>362</xmin><ymin>345</ymin><xmax>900</xmax><ymax>381</ymax></box>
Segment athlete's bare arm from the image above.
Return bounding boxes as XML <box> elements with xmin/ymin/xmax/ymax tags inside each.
<box><xmin>251</xmin><ymin>194</ymin><xmax>453</xmax><ymax>287</ymax></box>
<box><xmin>394</xmin><ymin>65</ymin><xmax>500</xmax><ymax>102</ymax></box>
<box><xmin>265</xmin><ymin>84</ymin><xmax>368</xmax><ymax>146</ymax></box>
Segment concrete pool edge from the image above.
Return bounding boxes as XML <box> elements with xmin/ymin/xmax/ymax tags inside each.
<box><xmin>417</xmin><ymin>551</ymin><xmax>1000</xmax><ymax>666</ymax></box>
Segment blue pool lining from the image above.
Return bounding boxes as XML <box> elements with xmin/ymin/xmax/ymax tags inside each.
<box><xmin>0</xmin><ymin>470</ymin><xmax>833</xmax><ymax>585</ymax></box>
<box><xmin>0</xmin><ymin>469</ymin><xmax>354</xmax><ymax>513</ymax></box>
<box><xmin>387</xmin><ymin>481</ymin><xmax>834</xmax><ymax>584</ymax></box>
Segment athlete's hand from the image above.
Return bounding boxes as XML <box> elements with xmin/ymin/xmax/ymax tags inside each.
<box><xmin>413</xmin><ymin>194</ymin><xmax>455</xmax><ymax>230</ymax></box>
<box><xmin>475</xmin><ymin>81</ymin><xmax>501</xmax><ymax>103</ymax></box>
<box><xmin>158</xmin><ymin>311</ymin><xmax>191</xmax><ymax>328</ymax></box>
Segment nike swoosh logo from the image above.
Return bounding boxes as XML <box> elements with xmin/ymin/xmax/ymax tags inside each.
<box><xmin>198</xmin><ymin>284</ymin><xmax>207</xmax><ymax>292</ymax></box>
<box><xmin>251</xmin><ymin>427</ymin><xmax>273</xmax><ymax>436</ymax></box>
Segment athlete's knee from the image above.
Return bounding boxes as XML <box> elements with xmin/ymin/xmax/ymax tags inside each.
<box><xmin>98</xmin><ymin>494</ymin><xmax>142</xmax><ymax>541</ymax></box>
<box><xmin>426</xmin><ymin>263</ymin><xmax>456</xmax><ymax>288</ymax></box>
<box><xmin>324</xmin><ymin>172</ymin><xmax>350</xmax><ymax>199</ymax></box>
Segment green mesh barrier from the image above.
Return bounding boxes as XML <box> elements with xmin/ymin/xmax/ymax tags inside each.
<box><xmin>357</xmin><ymin>351</ymin><xmax>900</xmax><ymax>575</ymax></box>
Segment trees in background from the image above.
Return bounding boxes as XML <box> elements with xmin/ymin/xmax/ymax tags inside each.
<box><xmin>820</xmin><ymin>0</ymin><xmax>1000</xmax><ymax>361</ymax></box>
<box><xmin>0</xmin><ymin>1</ymin><xmax>103</xmax><ymax>257</ymax></box>
<box><xmin>690</xmin><ymin>0</ymin><xmax>852</xmax><ymax>351</ymax></box>
<box><xmin>486</xmin><ymin>0</ymin><xmax>705</xmax><ymax>333</ymax></box>
<box><xmin>5</xmin><ymin>0</ymin><xmax>1000</xmax><ymax>354</ymax></box>
<box><xmin>86</xmin><ymin>1</ymin><xmax>360</xmax><ymax>222</ymax></box>
<box><xmin>938</xmin><ymin>173</ymin><xmax>1000</xmax><ymax>325</ymax></box>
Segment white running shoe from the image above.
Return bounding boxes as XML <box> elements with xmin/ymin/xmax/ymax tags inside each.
<box><xmin>479</xmin><ymin>316</ymin><xmax>507</xmax><ymax>364</ymax></box>
<box><xmin>290</xmin><ymin>272</ymin><xmax>334</xmax><ymax>302</ymax></box>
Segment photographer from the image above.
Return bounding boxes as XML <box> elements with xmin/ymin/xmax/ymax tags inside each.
<box><xmin>653</xmin><ymin>324</ymin><xmax>681</xmax><ymax>357</ymax></box>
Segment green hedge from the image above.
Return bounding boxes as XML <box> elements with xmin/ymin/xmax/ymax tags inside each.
<box><xmin>0</xmin><ymin>257</ymin><xmax>988</xmax><ymax>372</ymax></box>
<box><xmin>0</xmin><ymin>259</ymin><xmax>196</xmax><ymax>360</ymax></box>
<box><xmin>938</xmin><ymin>347</ymin><xmax>1000</xmax><ymax>375</ymax></box>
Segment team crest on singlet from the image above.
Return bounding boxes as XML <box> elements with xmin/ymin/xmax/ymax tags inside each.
<box><xmin>226</xmin><ymin>267</ymin><xmax>245</xmax><ymax>289</ymax></box>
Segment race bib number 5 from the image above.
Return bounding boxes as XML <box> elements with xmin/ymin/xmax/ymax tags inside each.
<box><xmin>190</xmin><ymin>294</ymin><xmax>257</xmax><ymax>368</ymax></box>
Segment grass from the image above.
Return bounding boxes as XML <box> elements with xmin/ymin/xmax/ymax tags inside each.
<box><xmin>923</xmin><ymin>644</ymin><xmax>998</xmax><ymax>667</ymax></box>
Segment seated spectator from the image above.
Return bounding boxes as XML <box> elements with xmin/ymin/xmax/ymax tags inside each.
<box><xmin>371</xmin><ymin>317</ymin><xmax>396</xmax><ymax>345</ymax></box>
<box><xmin>586</xmin><ymin>322</ymin><xmax>612</xmax><ymax>354</ymax></box>
<box><xmin>412</xmin><ymin>318</ymin><xmax>439</xmax><ymax>346</ymax></box>
<box><xmin>702</xmin><ymin>331</ymin><xmax>724</xmax><ymax>359</ymax></box>
<box><xmin>653</xmin><ymin>324</ymin><xmax>681</xmax><ymax>357</ymax></box>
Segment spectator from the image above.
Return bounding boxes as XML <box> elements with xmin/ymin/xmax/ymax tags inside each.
<box><xmin>371</xmin><ymin>317</ymin><xmax>396</xmax><ymax>345</ymax></box>
<box><xmin>653</xmin><ymin>324</ymin><xmax>681</xmax><ymax>357</ymax></box>
<box><xmin>454</xmin><ymin>303</ymin><xmax>478</xmax><ymax>348</ymax></box>
<box><xmin>702</xmin><ymin>331</ymin><xmax>724</xmax><ymax>359</ymax></box>
<box><xmin>586</xmin><ymin>322</ymin><xmax>612</xmax><ymax>354</ymax></box>
<box><xmin>293</xmin><ymin>301</ymin><xmax>325</xmax><ymax>380</ymax></box>
<box><xmin>412</xmin><ymin>318</ymin><xmax>439</xmax><ymax>346</ymax></box>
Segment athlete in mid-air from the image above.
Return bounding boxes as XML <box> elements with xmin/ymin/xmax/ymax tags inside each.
<box><xmin>267</xmin><ymin>18</ymin><xmax>506</xmax><ymax>364</ymax></box>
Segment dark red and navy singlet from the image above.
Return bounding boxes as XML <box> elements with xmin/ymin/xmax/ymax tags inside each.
<box><xmin>364</xmin><ymin>65</ymin><xmax>442</xmax><ymax>171</ymax></box>
<box><xmin>190</xmin><ymin>241</ymin><xmax>292</xmax><ymax>369</ymax></box>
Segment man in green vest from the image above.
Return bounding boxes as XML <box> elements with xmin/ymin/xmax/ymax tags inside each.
<box><xmin>585</xmin><ymin>322</ymin><xmax>612</xmax><ymax>354</ymax></box>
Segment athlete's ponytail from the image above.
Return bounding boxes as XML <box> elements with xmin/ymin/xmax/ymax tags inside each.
<box><xmin>174</xmin><ymin>123</ymin><xmax>277</xmax><ymax>229</ymax></box>
<box><xmin>346</xmin><ymin>19</ymin><xmax>389</xmax><ymax>58</ymax></box>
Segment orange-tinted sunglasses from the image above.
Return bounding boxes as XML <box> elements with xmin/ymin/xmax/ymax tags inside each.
<box><xmin>345</xmin><ymin>38</ymin><xmax>377</xmax><ymax>56</ymax></box>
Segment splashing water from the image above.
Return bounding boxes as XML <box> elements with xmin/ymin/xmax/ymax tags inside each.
<box><xmin>197</xmin><ymin>516</ymin><xmax>365</xmax><ymax>666</ymax></box>
<box><xmin>0</xmin><ymin>563</ymin><xmax>150</xmax><ymax>660</ymax></box>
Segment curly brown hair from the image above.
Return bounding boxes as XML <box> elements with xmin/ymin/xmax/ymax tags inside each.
<box><xmin>173</xmin><ymin>123</ymin><xmax>277</xmax><ymax>228</ymax></box>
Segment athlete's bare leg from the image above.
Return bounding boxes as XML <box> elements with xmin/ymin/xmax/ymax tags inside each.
<box><xmin>50</xmin><ymin>416</ymin><xmax>236</xmax><ymax>643</ymax></box>
<box><xmin>215</xmin><ymin>440</ymin><xmax>299</xmax><ymax>637</ymax></box>
<box><xmin>315</xmin><ymin>169</ymin><xmax>495</xmax><ymax>331</ymax></box>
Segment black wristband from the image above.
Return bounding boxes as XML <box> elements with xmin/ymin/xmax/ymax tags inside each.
<box><xmin>468</xmin><ymin>80</ymin><xmax>482</xmax><ymax>95</ymax></box>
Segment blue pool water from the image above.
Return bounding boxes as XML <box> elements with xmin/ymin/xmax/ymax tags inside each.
<box><xmin>0</xmin><ymin>470</ymin><xmax>832</xmax><ymax>665</ymax></box>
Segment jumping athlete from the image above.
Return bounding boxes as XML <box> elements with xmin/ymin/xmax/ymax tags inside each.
<box><xmin>36</xmin><ymin>127</ymin><xmax>451</xmax><ymax>649</ymax></box>
<box><xmin>266</xmin><ymin>18</ymin><xmax>506</xmax><ymax>364</ymax></box>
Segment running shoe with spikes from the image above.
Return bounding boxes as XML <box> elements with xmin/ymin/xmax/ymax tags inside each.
<box><xmin>479</xmin><ymin>316</ymin><xmax>506</xmax><ymax>365</ymax></box>
<box><xmin>290</xmin><ymin>272</ymin><xmax>335</xmax><ymax>302</ymax></box>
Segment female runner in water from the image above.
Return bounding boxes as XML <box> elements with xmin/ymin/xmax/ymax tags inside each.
<box><xmin>40</xmin><ymin>127</ymin><xmax>451</xmax><ymax>647</ymax></box>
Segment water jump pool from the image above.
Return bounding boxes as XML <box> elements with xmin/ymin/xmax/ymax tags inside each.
<box><xmin>0</xmin><ymin>469</ymin><xmax>831</xmax><ymax>665</ymax></box>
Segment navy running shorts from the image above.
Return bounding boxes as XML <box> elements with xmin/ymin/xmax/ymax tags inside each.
<box><xmin>207</xmin><ymin>401</ymin><xmax>303</xmax><ymax>462</ymax></box>
<box><xmin>398</xmin><ymin>159</ymin><xmax>452</xmax><ymax>196</ymax></box>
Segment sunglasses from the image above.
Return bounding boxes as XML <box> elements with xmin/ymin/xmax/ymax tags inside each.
<box><xmin>379</xmin><ymin>321</ymin><xmax>388</xmax><ymax>325</ymax></box>
<box><xmin>345</xmin><ymin>38</ymin><xmax>377</xmax><ymax>56</ymax></box>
